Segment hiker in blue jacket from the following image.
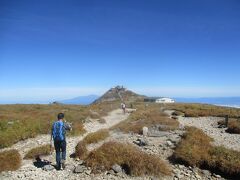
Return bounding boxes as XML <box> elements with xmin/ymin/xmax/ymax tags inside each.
<box><xmin>51</xmin><ymin>113</ymin><xmax>71</xmax><ymax>170</ymax></box>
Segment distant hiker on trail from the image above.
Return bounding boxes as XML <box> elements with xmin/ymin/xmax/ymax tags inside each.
<box><xmin>121</xmin><ymin>102</ymin><xmax>126</xmax><ymax>114</ymax></box>
<box><xmin>51</xmin><ymin>113</ymin><xmax>71</xmax><ymax>170</ymax></box>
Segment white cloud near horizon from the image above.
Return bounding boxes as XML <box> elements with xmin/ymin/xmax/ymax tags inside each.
<box><xmin>0</xmin><ymin>86</ymin><xmax>240</xmax><ymax>103</ymax></box>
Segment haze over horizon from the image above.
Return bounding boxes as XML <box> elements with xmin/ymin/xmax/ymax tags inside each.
<box><xmin>1</xmin><ymin>0</ymin><xmax>240</xmax><ymax>103</ymax></box>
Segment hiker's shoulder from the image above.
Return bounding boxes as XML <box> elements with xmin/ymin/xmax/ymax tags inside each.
<box><xmin>52</xmin><ymin>120</ymin><xmax>58</xmax><ymax>124</ymax></box>
<box><xmin>52</xmin><ymin>120</ymin><xmax>61</xmax><ymax>125</ymax></box>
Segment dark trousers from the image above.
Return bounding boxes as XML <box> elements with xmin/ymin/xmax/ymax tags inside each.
<box><xmin>54</xmin><ymin>140</ymin><xmax>66</xmax><ymax>169</ymax></box>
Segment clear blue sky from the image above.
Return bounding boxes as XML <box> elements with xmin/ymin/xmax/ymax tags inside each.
<box><xmin>1</xmin><ymin>0</ymin><xmax>240</xmax><ymax>103</ymax></box>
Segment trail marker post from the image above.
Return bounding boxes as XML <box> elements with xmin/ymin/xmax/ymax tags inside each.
<box><xmin>225</xmin><ymin>115</ymin><xmax>229</xmax><ymax>127</ymax></box>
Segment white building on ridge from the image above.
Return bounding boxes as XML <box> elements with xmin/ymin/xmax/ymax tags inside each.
<box><xmin>155</xmin><ymin>97</ymin><xmax>175</xmax><ymax>103</ymax></box>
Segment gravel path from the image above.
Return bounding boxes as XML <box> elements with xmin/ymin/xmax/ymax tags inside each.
<box><xmin>178</xmin><ymin>116</ymin><xmax>240</xmax><ymax>151</ymax></box>
<box><xmin>1</xmin><ymin>108</ymin><xmax>232</xmax><ymax>180</ymax></box>
<box><xmin>0</xmin><ymin>109</ymin><xmax>131</xmax><ymax>180</ymax></box>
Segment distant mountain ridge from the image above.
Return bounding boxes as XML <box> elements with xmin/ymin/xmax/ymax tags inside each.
<box><xmin>51</xmin><ymin>86</ymin><xmax>146</xmax><ymax>105</ymax></box>
<box><xmin>59</xmin><ymin>96</ymin><xmax>240</xmax><ymax>107</ymax></box>
<box><xmin>58</xmin><ymin>95</ymin><xmax>99</xmax><ymax>105</ymax></box>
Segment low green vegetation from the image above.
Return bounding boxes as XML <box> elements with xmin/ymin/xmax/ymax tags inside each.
<box><xmin>0</xmin><ymin>104</ymin><xmax>88</xmax><ymax>148</ymax></box>
<box><xmin>218</xmin><ymin>118</ymin><xmax>240</xmax><ymax>134</ymax></box>
<box><xmin>112</xmin><ymin>104</ymin><xmax>179</xmax><ymax>134</ymax></box>
<box><xmin>83</xmin><ymin>129</ymin><xmax>109</xmax><ymax>145</ymax></box>
<box><xmin>24</xmin><ymin>144</ymin><xmax>52</xmax><ymax>159</ymax></box>
<box><xmin>173</xmin><ymin>127</ymin><xmax>213</xmax><ymax>166</ymax></box>
<box><xmin>85</xmin><ymin>141</ymin><xmax>171</xmax><ymax>177</ymax></box>
<box><xmin>208</xmin><ymin>146</ymin><xmax>240</xmax><ymax>176</ymax></box>
<box><xmin>167</xmin><ymin>103</ymin><xmax>240</xmax><ymax>118</ymax></box>
<box><xmin>0</xmin><ymin>101</ymin><xmax>123</xmax><ymax>148</ymax></box>
<box><xmin>0</xmin><ymin>102</ymin><xmax>122</xmax><ymax>149</ymax></box>
<box><xmin>75</xmin><ymin>141</ymin><xmax>88</xmax><ymax>159</ymax></box>
<box><xmin>226</xmin><ymin>119</ymin><xmax>240</xmax><ymax>134</ymax></box>
<box><xmin>75</xmin><ymin>129</ymin><xmax>110</xmax><ymax>159</ymax></box>
<box><xmin>173</xmin><ymin>127</ymin><xmax>240</xmax><ymax>177</ymax></box>
<box><xmin>0</xmin><ymin>149</ymin><xmax>21</xmax><ymax>172</ymax></box>
<box><xmin>88</xmin><ymin>101</ymin><xmax>121</xmax><ymax>118</ymax></box>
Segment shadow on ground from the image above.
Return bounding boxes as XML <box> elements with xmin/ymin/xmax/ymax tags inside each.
<box><xmin>70</xmin><ymin>153</ymin><xmax>76</xmax><ymax>158</ymax></box>
<box><xmin>33</xmin><ymin>156</ymin><xmax>51</xmax><ymax>168</ymax></box>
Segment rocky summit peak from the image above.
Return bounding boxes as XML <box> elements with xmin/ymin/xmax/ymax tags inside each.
<box><xmin>93</xmin><ymin>85</ymin><xmax>145</xmax><ymax>104</ymax></box>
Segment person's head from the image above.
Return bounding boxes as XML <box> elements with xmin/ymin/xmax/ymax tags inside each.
<box><xmin>57</xmin><ymin>113</ymin><xmax>64</xmax><ymax>120</ymax></box>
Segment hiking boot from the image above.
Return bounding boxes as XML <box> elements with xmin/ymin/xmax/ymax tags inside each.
<box><xmin>61</xmin><ymin>160</ymin><xmax>66</xmax><ymax>169</ymax></box>
<box><xmin>56</xmin><ymin>164</ymin><xmax>61</xmax><ymax>171</ymax></box>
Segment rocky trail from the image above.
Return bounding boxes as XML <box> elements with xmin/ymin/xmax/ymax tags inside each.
<box><xmin>1</xmin><ymin>108</ymin><xmax>236</xmax><ymax>180</ymax></box>
<box><xmin>177</xmin><ymin>116</ymin><xmax>240</xmax><ymax>151</ymax></box>
<box><xmin>0</xmin><ymin>109</ymin><xmax>130</xmax><ymax>180</ymax></box>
